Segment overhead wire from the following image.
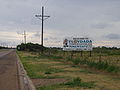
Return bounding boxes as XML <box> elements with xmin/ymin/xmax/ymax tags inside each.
<box><xmin>43</xmin><ymin>0</ymin><xmax>49</xmax><ymax>6</ymax></box>
<box><xmin>39</xmin><ymin>0</ymin><xmax>50</xmax><ymax>7</ymax></box>
<box><xmin>39</xmin><ymin>0</ymin><xmax>44</xmax><ymax>7</ymax></box>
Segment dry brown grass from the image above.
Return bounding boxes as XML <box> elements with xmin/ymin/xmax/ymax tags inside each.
<box><xmin>18</xmin><ymin>51</ymin><xmax>120</xmax><ymax>90</ymax></box>
<box><xmin>63</xmin><ymin>52</ymin><xmax>120</xmax><ymax>67</ymax></box>
<box><xmin>38</xmin><ymin>58</ymin><xmax>120</xmax><ymax>90</ymax></box>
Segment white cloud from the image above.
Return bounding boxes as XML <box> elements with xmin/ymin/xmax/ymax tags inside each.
<box><xmin>105</xmin><ymin>33</ymin><xmax>120</xmax><ymax>40</ymax></box>
<box><xmin>0</xmin><ymin>0</ymin><xmax>120</xmax><ymax>47</ymax></box>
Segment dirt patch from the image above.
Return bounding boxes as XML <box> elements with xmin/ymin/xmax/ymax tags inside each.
<box><xmin>32</xmin><ymin>78</ymin><xmax>67</xmax><ymax>87</ymax></box>
<box><xmin>29</xmin><ymin>60</ymin><xmax>63</xmax><ymax>65</ymax></box>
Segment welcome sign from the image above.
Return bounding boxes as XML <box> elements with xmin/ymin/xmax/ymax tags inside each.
<box><xmin>63</xmin><ymin>37</ymin><xmax>92</xmax><ymax>51</ymax></box>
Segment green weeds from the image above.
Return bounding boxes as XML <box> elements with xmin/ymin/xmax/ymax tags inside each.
<box><xmin>87</xmin><ymin>61</ymin><xmax>120</xmax><ymax>73</ymax></box>
<box><xmin>66</xmin><ymin>56</ymin><xmax>120</xmax><ymax>73</ymax></box>
<box><xmin>79</xmin><ymin>70</ymin><xmax>94</xmax><ymax>74</ymax></box>
<box><xmin>64</xmin><ymin>77</ymin><xmax>95</xmax><ymax>88</ymax></box>
<box><xmin>37</xmin><ymin>84</ymin><xmax>61</xmax><ymax>90</ymax></box>
<box><xmin>19</xmin><ymin>54</ymin><xmax>65</xmax><ymax>79</ymax></box>
<box><xmin>37</xmin><ymin>77</ymin><xmax>96</xmax><ymax>90</ymax></box>
<box><xmin>72</xmin><ymin>58</ymin><xmax>80</xmax><ymax>65</ymax></box>
<box><xmin>25</xmin><ymin>63</ymin><xmax>64</xmax><ymax>78</ymax></box>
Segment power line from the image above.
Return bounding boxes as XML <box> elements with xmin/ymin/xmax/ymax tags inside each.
<box><xmin>43</xmin><ymin>0</ymin><xmax>49</xmax><ymax>6</ymax></box>
<box><xmin>40</xmin><ymin>0</ymin><xmax>44</xmax><ymax>6</ymax></box>
<box><xmin>40</xmin><ymin>0</ymin><xmax>49</xmax><ymax>7</ymax></box>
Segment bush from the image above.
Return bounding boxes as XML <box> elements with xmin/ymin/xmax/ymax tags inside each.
<box><xmin>72</xmin><ymin>58</ymin><xmax>80</xmax><ymax>65</ymax></box>
<box><xmin>66</xmin><ymin>56</ymin><xmax>72</xmax><ymax>61</ymax></box>
<box><xmin>106</xmin><ymin>65</ymin><xmax>120</xmax><ymax>72</ymax></box>
<box><xmin>86</xmin><ymin>60</ymin><xmax>120</xmax><ymax>73</ymax></box>
<box><xmin>69</xmin><ymin>57</ymin><xmax>120</xmax><ymax>73</ymax></box>
<box><xmin>45</xmin><ymin>71</ymin><xmax>52</xmax><ymax>74</ymax></box>
<box><xmin>17</xmin><ymin>43</ymin><xmax>46</xmax><ymax>52</ymax></box>
<box><xmin>65</xmin><ymin>77</ymin><xmax>82</xmax><ymax>86</ymax></box>
<box><xmin>64</xmin><ymin>77</ymin><xmax>95</xmax><ymax>88</ymax></box>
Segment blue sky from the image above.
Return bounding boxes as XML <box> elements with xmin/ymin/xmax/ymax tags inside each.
<box><xmin>0</xmin><ymin>0</ymin><xmax>120</xmax><ymax>47</ymax></box>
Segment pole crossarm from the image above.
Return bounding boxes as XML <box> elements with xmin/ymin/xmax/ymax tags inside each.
<box><xmin>35</xmin><ymin>15</ymin><xmax>50</xmax><ymax>21</ymax></box>
<box><xmin>35</xmin><ymin>6</ymin><xmax>50</xmax><ymax>54</ymax></box>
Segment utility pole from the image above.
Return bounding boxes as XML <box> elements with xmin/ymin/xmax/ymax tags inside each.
<box><xmin>22</xmin><ymin>30</ymin><xmax>27</xmax><ymax>50</ymax></box>
<box><xmin>22</xmin><ymin>30</ymin><xmax>27</xmax><ymax>44</ymax></box>
<box><xmin>35</xmin><ymin>6</ymin><xmax>50</xmax><ymax>53</ymax></box>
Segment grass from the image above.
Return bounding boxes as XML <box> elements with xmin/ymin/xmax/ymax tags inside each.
<box><xmin>0</xmin><ymin>49</ymin><xmax>9</xmax><ymax>52</ymax></box>
<box><xmin>24</xmin><ymin>62</ymin><xmax>65</xmax><ymax>79</ymax></box>
<box><xmin>17</xmin><ymin>51</ymin><xmax>120</xmax><ymax>90</ymax></box>
<box><xmin>37</xmin><ymin>84</ymin><xmax>62</xmax><ymax>90</ymax></box>
<box><xmin>37</xmin><ymin>77</ymin><xmax>95</xmax><ymax>90</ymax></box>
<box><xmin>19</xmin><ymin>51</ymin><xmax>120</xmax><ymax>73</ymax></box>
<box><xmin>86</xmin><ymin>60</ymin><xmax>120</xmax><ymax>73</ymax></box>
<box><xmin>79</xmin><ymin>70</ymin><xmax>95</xmax><ymax>74</ymax></box>
<box><xmin>64</xmin><ymin>77</ymin><xmax>95</xmax><ymax>88</ymax></box>
<box><xmin>35</xmin><ymin>54</ymin><xmax>63</xmax><ymax>60</ymax></box>
<box><xmin>18</xmin><ymin>52</ymin><xmax>65</xmax><ymax>79</ymax></box>
<box><xmin>66</xmin><ymin>56</ymin><xmax>120</xmax><ymax>73</ymax></box>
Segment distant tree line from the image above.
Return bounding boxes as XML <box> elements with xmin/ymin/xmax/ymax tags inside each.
<box><xmin>93</xmin><ymin>46</ymin><xmax>120</xmax><ymax>50</ymax></box>
<box><xmin>93</xmin><ymin>46</ymin><xmax>120</xmax><ymax>55</ymax></box>
<box><xmin>0</xmin><ymin>46</ymin><xmax>9</xmax><ymax>49</ymax></box>
<box><xmin>17</xmin><ymin>43</ymin><xmax>46</xmax><ymax>52</ymax></box>
<box><xmin>16</xmin><ymin>43</ymin><xmax>63</xmax><ymax>55</ymax></box>
<box><xmin>17</xmin><ymin>42</ymin><xmax>120</xmax><ymax>55</ymax></box>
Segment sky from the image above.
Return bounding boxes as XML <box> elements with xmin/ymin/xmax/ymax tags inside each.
<box><xmin>0</xmin><ymin>0</ymin><xmax>120</xmax><ymax>47</ymax></box>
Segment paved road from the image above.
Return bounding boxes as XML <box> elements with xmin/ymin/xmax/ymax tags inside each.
<box><xmin>0</xmin><ymin>49</ymin><xmax>20</xmax><ymax>90</ymax></box>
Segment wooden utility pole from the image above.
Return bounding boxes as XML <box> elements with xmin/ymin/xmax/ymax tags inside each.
<box><xmin>81</xmin><ymin>51</ymin><xmax>83</xmax><ymax>57</ymax></box>
<box><xmin>22</xmin><ymin>30</ymin><xmax>27</xmax><ymax>44</ymax></box>
<box><xmin>41</xmin><ymin>6</ymin><xmax>44</xmax><ymax>47</ymax></box>
<box><xmin>35</xmin><ymin>6</ymin><xmax>50</xmax><ymax>53</ymax></box>
<box><xmin>90</xmin><ymin>51</ymin><xmax>92</xmax><ymax>57</ymax></box>
<box><xmin>24</xmin><ymin>30</ymin><xmax>26</xmax><ymax>44</ymax></box>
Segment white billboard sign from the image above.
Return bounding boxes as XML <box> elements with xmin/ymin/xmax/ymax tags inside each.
<box><xmin>63</xmin><ymin>37</ymin><xmax>92</xmax><ymax>51</ymax></box>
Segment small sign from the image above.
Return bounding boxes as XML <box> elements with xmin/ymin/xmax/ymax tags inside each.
<box><xmin>63</xmin><ymin>37</ymin><xmax>92</xmax><ymax>51</ymax></box>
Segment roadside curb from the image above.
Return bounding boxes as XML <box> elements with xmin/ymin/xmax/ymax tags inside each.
<box><xmin>16</xmin><ymin>52</ymin><xmax>36</xmax><ymax>90</ymax></box>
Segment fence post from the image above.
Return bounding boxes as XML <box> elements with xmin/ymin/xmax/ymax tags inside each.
<box><xmin>81</xmin><ymin>51</ymin><xmax>83</xmax><ymax>57</ymax></box>
<box><xmin>70</xmin><ymin>51</ymin><xmax>74</xmax><ymax>60</ymax></box>
<box><xmin>99</xmin><ymin>48</ymin><xmax>102</xmax><ymax>62</ymax></box>
<box><xmin>90</xmin><ymin>51</ymin><xmax>92</xmax><ymax>57</ymax></box>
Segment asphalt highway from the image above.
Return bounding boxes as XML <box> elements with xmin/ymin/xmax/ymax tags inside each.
<box><xmin>0</xmin><ymin>49</ymin><xmax>20</xmax><ymax>90</ymax></box>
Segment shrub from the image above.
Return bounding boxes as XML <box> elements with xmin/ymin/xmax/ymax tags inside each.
<box><xmin>45</xmin><ymin>71</ymin><xmax>52</xmax><ymax>74</ymax></box>
<box><xmin>66</xmin><ymin>56</ymin><xmax>72</xmax><ymax>61</ymax></box>
<box><xmin>72</xmin><ymin>58</ymin><xmax>80</xmax><ymax>65</ymax></box>
<box><xmin>64</xmin><ymin>77</ymin><xmax>95</xmax><ymax>88</ymax></box>
<box><xmin>70</xmin><ymin>57</ymin><xmax>120</xmax><ymax>73</ymax></box>
<box><xmin>106</xmin><ymin>65</ymin><xmax>120</xmax><ymax>72</ymax></box>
